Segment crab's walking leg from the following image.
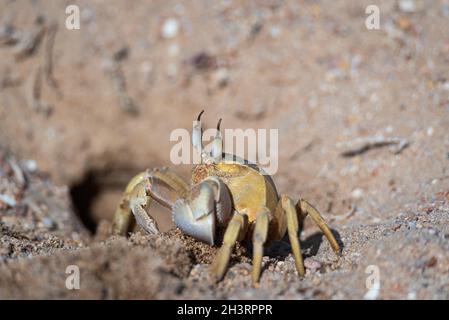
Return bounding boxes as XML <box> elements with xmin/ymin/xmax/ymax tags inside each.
<box><xmin>129</xmin><ymin>180</ymin><xmax>159</xmax><ymax>234</ymax></box>
<box><xmin>252</xmin><ymin>208</ymin><xmax>269</xmax><ymax>283</ymax></box>
<box><xmin>113</xmin><ymin>171</ymin><xmax>148</xmax><ymax>235</ymax></box>
<box><xmin>282</xmin><ymin>196</ymin><xmax>306</xmax><ymax>276</ymax></box>
<box><xmin>211</xmin><ymin>213</ymin><xmax>248</xmax><ymax>281</ymax></box>
<box><xmin>112</xmin><ymin>168</ymin><xmax>188</xmax><ymax>236</ymax></box>
<box><xmin>296</xmin><ymin>199</ymin><xmax>340</xmax><ymax>254</ymax></box>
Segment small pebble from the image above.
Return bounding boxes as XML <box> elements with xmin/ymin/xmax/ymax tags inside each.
<box><xmin>211</xmin><ymin>68</ymin><xmax>230</xmax><ymax>88</ymax></box>
<box><xmin>398</xmin><ymin>0</ymin><xmax>418</xmax><ymax>13</ymax></box>
<box><xmin>113</xmin><ymin>46</ymin><xmax>129</xmax><ymax>62</ymax></box>
<box><xmin>0</xmin><ymin>194</ymin><xmax>16</xmax><ymax>207</ymax></box>
<box><xmin>304</xmin><ymin>257</ymin><xmax>322</xmax><ymax>270</ymax></box>
<box><xmin>270</xmin><ymin>26</ymin><xmax>281</xmax><ymax>38</ymax></box>
<box><xmin>351</xmin><ymin>188</ymin><xmax>364</xmax><ymax>199</ymax></box>
<box><xmin>23</xmin><ymin>159</ymin><xmax>37</xmax><ymax>172</ymax></box>
<box><xmin>408</xmin><ymin>221</ymin><xmax>417</xmax><ymax>229</ymax></box>
<box><xmin>42</xmin><ymin>217</ymin><xmax>56</xmax><ymax>230</ymax></box>
<box><xmin>161</xmin><ymin>18</ymin><xmax>180</xmax><ymax>39</ymax></box>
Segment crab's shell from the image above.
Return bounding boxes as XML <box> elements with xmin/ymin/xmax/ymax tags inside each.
<box><xmin>192</xmin><ymin>155</ymin><xmax>279</xmax><ymax>222</ymax></box>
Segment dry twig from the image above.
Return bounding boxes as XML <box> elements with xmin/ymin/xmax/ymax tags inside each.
<box><xmin>26</xmin><ymin>66</ymin><xmax>52</xmax><ymax>115</ymax></box>
<box><xmin>339</xmin><ymin>136</ymin><xmax>409</xmax><ymax>157</ymax></box>
<box><xmin>42</xmin><ymin>22</ymin><xmax>61</xmax><ymax>97</ymax></box>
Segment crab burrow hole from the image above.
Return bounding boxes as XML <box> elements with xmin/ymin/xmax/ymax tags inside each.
<box><xmin>69</xmin><ymin>166</ymin><xmax>174</xmax><ymax>234</ymax></box>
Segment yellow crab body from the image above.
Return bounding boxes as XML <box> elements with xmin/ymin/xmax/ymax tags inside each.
<box><xmin>192</xmin><ymin>160</ymin><xmax>278</xmax><ymax>223</ymax></box>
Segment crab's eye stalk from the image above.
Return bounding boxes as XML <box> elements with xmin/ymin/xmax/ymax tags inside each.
<box><xmin>211</xmin><ymin>118</ymin><xmax>223</xmax><ymax>163</ymax></box>
<box><xmin>197</xmin><ymin>109</ymin><xmax>205</xmax><ymax>121</ymax></box>
<box><xmin>192</xmin><ymin>110</ymin><xmax>204</xmax><ymax>161</ymax></box>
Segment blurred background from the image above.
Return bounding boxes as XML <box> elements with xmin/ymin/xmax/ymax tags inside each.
<box><xmin>0</xmin><ymin>0</ymin><xmax>449</xmax><ymax>299</ymax></box>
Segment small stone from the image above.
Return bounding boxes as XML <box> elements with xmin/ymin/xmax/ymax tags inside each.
<box><xmin>191</xmin><ymin>52</ymin><xmax>217</xmax><ymax>71</ymax></box>
<box><xmin>42</xmin><ymin>217</ymin><xmax>56</xmax><ymax>230</ymax></box>
<box><xmin>325</xmin><ymin>68</ymin><xmax>345</xmax><ymax>82</ymax></box>
<box><xmin>408</xmin><ymin>221</ymin><xmax>417</xmax><ymax>229</ymax></box>
<box><xmin>398</xmin><ymin>0</ymin><xmax>417</xmax><ymax>13</ymax></box>
<box><xmin>211</xmin><ymin>68</ymin><xmax>230</xmax><ymax>88</ymax></box>
<box><xmin>397</xmin><ymin>17</ymin><xmax>413</xmax><ymax>31</ymax></box>
<box><xmin>113</xmin><ymin>46</ymin><xmax>129</xmax><ymax>62</ymax></box>
<box><xmin>426</xmin><ymin>256</ymin><xmax>437</xmax><ymax>268</ymax></box>
<box><xmin>22</xmin><ymin>159</ymin><xmax>37</xmax><ymax>172</ymax></box>
<box><xmin>351</xmin><ymin>188</ymin><xmax>364</xmax><ymax>199</ymax></box>
<box><xmin>0</xmin><ymin>194</ymin><xmax>16</xmax><ymax>207</ymax></box>
<box><xmin>190</xmin><ymin>267</ymin><xmax>199</xmax><ymax>277</ymax></box>
<box><xmin>161</xmin><ymin>18</ymin><xmax>180</xmax><ymax>39</ymax></box>
<box><xmin>270</xmin><ymin>26</ymin><xmax>281</xmax><ymax>38</ymax></box>
<box><xmin>304</xmin><ymin>257</ymin><xmax>322</xmax><ymax>271</ymax></box>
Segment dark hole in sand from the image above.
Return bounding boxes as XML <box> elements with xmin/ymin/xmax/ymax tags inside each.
<box><xmin>69</xmin><ymin>167</ymin><xmax>173</xmax><ymax>234</ymax></box>
<box><xmin>69</xmin><ymin>171</ymin><xmax>100</xmax><ymax>233</ymax></box>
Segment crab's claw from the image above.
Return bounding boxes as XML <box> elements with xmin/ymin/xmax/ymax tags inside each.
<box><xmin>172</xmin><ymin>177</ymin><xmax>232</xmax><ymax>245</ymax></box>
<box><xmin>173</xmin><ymin>194</ymin><xmax>216</xmax><ymax>245</ymax></box>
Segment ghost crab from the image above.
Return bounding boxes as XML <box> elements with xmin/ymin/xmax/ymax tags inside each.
<box><xmin>112</xmin><ymin>111</ymin><xmax>340</xmax><ymax>283</ymax></box>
